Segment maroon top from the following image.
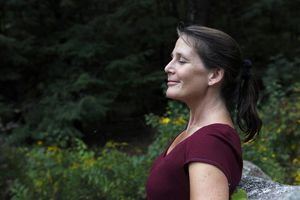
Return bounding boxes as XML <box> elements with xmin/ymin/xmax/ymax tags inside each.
<box><xmin>146</xmin><ymin>123</ymin><xmax>243</xmax><ymax>199</ymax></box>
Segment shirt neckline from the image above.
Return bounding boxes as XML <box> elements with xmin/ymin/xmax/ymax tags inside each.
<box><xmin>163</xmin><ymin>123</ymin><xmax>234</xmax><ymax>158</ymax></box>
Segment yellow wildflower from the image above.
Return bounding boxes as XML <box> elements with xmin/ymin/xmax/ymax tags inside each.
<box><xmin>37</xmin><ymin>140</ymin><xmax>43</xmax><ymax>145</ymax></box>
<box><xmin>292</xmin><ymin>158</ymin><xmax>299</xmax><ymax>165</ymax></box>
<box><xmin>121</xmin><ymin>142</ymin><xmax>128</xmax><ymax>146</ymax></box>
<box><xmin>70</xmin><ymin>163</ymin><xmax>80</xmax><ymax>170</ymax></box>
<box><xmin>34</xmin><ymin>179</ymin><xmax>44</xmax><ymax>193</ymax></box>
<box><xmin>258</xmin><ymin>145</ymin><xmax>267</xmax><ymax>152</ymax></box>
<box><xmin>173</xmin><ymin>116</ymin><xmax>186</xmax><ymax>125</ymax></box>
<box><xmin>262</xmin><ymin>157</ymin><xmax>268</xmax><ymax>161</ymax></box>
<box><xmin>295</xmin><ymin>171</ymin><xmax>300</xmax><ymax>184</ymax></box>
<box><xmin>276</xmin><ymin>128</ymin><xmax>282</xmax><ymax>133</ymax></box>
<box><xmin>160</xmin><ymin>117</ymin><xmax>171</xmax><ymax>125</ymax></box>
<box><xmin>47</xmin><ymin>145</ymin><xmax>58</xmax><ymax>152</ymax></box>
<box><xmin>85</xmin><ymin>158</ymin><xmax>96</xmax><ymax>167</ymax></box>
<box><xmin>272</xmin><ymin>153</ymin><xmax>276</xmax><ymax>158</ymax></box>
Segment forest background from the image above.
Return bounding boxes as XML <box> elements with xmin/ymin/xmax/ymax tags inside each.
<box><xmin>0</xmin><ymin>0</ymin><xmax>299</xmax><ymax>199</ymax></box>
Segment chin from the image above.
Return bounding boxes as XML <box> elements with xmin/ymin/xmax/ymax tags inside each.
<box><xmin>166</xmin><ymin>90</ymin><xmax>182</xmax><ymax>101</ymax></box>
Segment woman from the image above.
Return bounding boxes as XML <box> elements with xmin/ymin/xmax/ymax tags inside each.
<box><xmin>146</xmin><ymin>25</ymin><xmax>262</xmax><ymax>200</ymax></box>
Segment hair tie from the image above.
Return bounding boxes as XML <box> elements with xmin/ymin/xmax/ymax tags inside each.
<box><xmin>241</xmin><ymin>59</ymin><xmax>252</xmax><ymax>79</ymax></box>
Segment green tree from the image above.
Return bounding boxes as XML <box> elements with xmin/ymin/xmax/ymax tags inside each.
<box><xmin>0</xmin><ymin>0</ymin><xmax>180</xmax><ymax>145</ymax></box>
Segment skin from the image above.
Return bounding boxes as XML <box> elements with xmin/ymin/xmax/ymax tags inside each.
<box><xmin>164</xmin><ymin>36</ymin><xmax>232</xmax><ymax>200</ymax></box>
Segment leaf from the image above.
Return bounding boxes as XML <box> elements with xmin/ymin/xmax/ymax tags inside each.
<box><xmin>231</xmin><ymin>188</ymin><xmax>248</xmax><ymax>200</ymax></box>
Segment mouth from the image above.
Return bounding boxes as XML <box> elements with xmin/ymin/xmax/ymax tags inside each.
<box><xmin>167</xmin><ymin>80</ymin><xmax>180</xmax><ymax>86</ymax></box>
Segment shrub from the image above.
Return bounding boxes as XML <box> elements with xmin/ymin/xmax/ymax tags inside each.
<box><xmin>7</xmin><ymin>140</ymin><xmax>148</xmax><ymax>200</ymax></box>
<box><xmin>6</xmin><ymin>104</ymin><xmax>248</xmax><ymax>200</ymax></box>
<box><xmin>243</xmin><ymin>56</ymin><xmax>300</xmax><ymax>184</ymax></box>
<box><xmin>4</xmin><ymin>56</ymin><xmax>299</xmax><ymax>199</ymax></box>
<box><xmin>243</xmin><ymin>81</ymin><xmax>300</xmax><ymax>183</ymax></box>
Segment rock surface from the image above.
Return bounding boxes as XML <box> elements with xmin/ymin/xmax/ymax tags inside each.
<box><xmin>242</xmin><ymin>160</ymin><xmax>271</xmax><ymax>180</ymax></box>
<box><xmin>240</xmin><ymin>161</ymin><xmax>300</xmax><ymax>200</ymax></box>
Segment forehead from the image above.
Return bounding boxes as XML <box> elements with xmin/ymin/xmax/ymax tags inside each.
<box><xmin>172</xmin><ymin>36</ymin><xmax>198</xmax><ymax>58</ymax></box>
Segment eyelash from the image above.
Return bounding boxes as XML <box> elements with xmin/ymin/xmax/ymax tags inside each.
<box><xmin>170</xmin><ymin>55</ymin><xmax>187</xmax><ymax>64</ymax></box>
<box><xmin>178</xmin><ymin>59</ymin><xmax>187</xmax><ymax>64</ymax></box>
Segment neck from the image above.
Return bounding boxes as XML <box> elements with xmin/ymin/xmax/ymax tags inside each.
<box><xmin>185</xmin><ymin>93</ymin><xmax>233</xmax><ymax>135</ymax></box>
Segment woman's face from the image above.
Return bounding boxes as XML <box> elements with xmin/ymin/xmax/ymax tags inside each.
<box><xmin>164</xmin><ymin>36</ymin><xmax>211</xmax><ymax>103</ymax></box>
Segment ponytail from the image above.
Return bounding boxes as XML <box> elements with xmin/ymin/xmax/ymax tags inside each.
<box><xmin>236</xmin><ymin>60</ymin><xmax>262</xmax><ymax>142</ymax></box>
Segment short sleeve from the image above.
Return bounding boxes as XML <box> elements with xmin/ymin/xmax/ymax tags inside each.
<box><xmin>183</xmin><ymin>126</ymin><xmax>242</xmax><ymax>191</ymax></box>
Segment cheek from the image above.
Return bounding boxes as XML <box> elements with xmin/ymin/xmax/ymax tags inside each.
<box><xmin>188</xmin><ymin>78</ymin><xmax>207</xmax><ymax>95</ymax></box>
<box><xmin>182</xmin><ymin>69</ymin><xmax>208</xmax><ymax>86</ymax></box>
<box><xmin>183</xmin><ymin>70</ymin><xmax>209</xmax><ymax>94</ymax></box>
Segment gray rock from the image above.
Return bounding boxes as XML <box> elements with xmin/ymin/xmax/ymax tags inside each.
<box><xmin>240</xmin><ymin>161</ymin><xmax>300</xmax><ymax>200</ymax></box>
<box><xmin>242</xmin><ymin>160</ymin><xmax>271</xmax><ymax>180</ymax></box>
<box><xmin>240</xmin><ymin>176</ymin><xmax>300</xmax><ymax>200</ymax></box>
<box><xmin>281</xmin><ymin>190</ymin><xmax>300</xmax><ymax>200</ymax></box>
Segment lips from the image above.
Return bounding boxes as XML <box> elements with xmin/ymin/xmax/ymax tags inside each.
<box><xmin>167</xmin><ymin>80</ymin><xmax>180</xmax><ymax>86</ymax></box>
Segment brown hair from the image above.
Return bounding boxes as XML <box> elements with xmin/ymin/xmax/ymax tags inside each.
<box><xmin>177</xmin><ymin>25</ymin><xmax>262</xmax><ymax>142</ymax></box>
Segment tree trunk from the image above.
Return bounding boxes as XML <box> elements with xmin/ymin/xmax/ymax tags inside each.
<box><xmin>186</xmin><ymin>0</ymin><xmax>210</xmax><ymax>25</ymax></box>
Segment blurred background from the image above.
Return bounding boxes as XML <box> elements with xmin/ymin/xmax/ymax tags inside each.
<box><xmin>0</xmin><ymin>0</ymin><xmax>299</xmax><ymax>199</ymax></box>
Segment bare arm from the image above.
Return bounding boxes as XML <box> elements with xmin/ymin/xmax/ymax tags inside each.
<box><xmin>189</xmin><ymin>162</ymin><xmax>229</xmax><ymax>200</ymax></box>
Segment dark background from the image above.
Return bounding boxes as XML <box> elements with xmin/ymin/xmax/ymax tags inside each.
<box><xmin>0</xmin><ymin>0</ymin><xmax>299</xmax><ymax>147</ymax></box>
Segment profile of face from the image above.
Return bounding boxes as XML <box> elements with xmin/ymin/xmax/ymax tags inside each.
<box><xmin>164</xmin><ymin>36</ymin><xmax>212</xmax><ymax>104</ymax></box>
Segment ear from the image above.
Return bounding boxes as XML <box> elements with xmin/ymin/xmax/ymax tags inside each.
<box><xmin>208</xmin><ymin>67</ymin><xmax>224</xmax><ymax>86</ymax></box>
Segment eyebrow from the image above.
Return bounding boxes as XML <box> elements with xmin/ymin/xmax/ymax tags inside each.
<box><xmin>171</xmin><ymin>52</ymin><xmax>189</xmax><ymax>60</ymax></box>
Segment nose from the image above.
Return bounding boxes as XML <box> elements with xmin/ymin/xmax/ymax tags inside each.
<box><xmin>164</xmin><ymin>60</ymin><xmax>175</xmax><ymax>74</ymax></box>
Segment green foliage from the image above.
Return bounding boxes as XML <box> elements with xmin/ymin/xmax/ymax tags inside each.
<box><xmin>2</xmin><ymin>101</ymin><xmax>187</xmax><ymax>200</ymax></box>
<box><xmin>10</xmin><ymin>180</ymin><xmax>32</xmax><ymax>200</ymax></box>
<box><xmin>2</xmin><ymin>100</ymin><xmax>252</xmax><ymax>199</ymax></box>
<box><xmin>232</xmin><ymin>188</ymin><xmax>248</xmax><ymax>200</ymax></box>
<box><xmin>0</xmin><ymin>0</ymin><xmax>177</xmax><ymax>145</ymax></box>
<box><xmin>3</xmin><ymin>100</ymin><xmax>187</xmax><ymax>199</ymax></box>
<box><xmin>1</xmin><ymin>0</ymin><xmax>299</xmax><ymax>147</ymax></box>
<box><xmin>263</xmin><ymin>55</ymin><xmax>300</xmax><ymax>88</ymax></box>
<box><xmin>5</xmin><ymin>139</ymin><xmax>149</xmax><ymax>200</ymax></box>
<box><xmin>211</xmin><ymin>0</ymin><xmax>299</xmax><ymax>77</ymax></box>
<box><xmin>243</xmin><ymin>57</ymin><xmax>300</xmax><ymax>183</ymax></box>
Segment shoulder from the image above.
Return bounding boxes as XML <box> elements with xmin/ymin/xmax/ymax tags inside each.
<box><xmin>189</xmin><ymin>123</ymin><xmax>241</xmax><ymax>150</ymax></box>
<box><xmin>186</xmin><ymin>123</ymin><xmax>243</xmax><ymax>167</ymax></box>
<box><xmin>184</xmin><ymin>123</ymin><xmax>242</xmax><ymax>161</ymax></box>
<box><xmin>185</xmin><ymin>123</ymin><xmax>243</xmax><ymax>195</ymax></box>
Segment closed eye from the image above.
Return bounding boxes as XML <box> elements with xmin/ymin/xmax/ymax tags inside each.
<box><xmin>170</xmin><ymin>53</ymin><xmax>188</xmax><ymax>64</ymax></box>
<box><xmin>178</xmin><ymin>60</ymin><xmax>187</xmax><ymax>64</ymax></box>
<box><xmin>178</xmin><ymin>57</ymin><xmax>188</xmax><ymax>64</ymax></box>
